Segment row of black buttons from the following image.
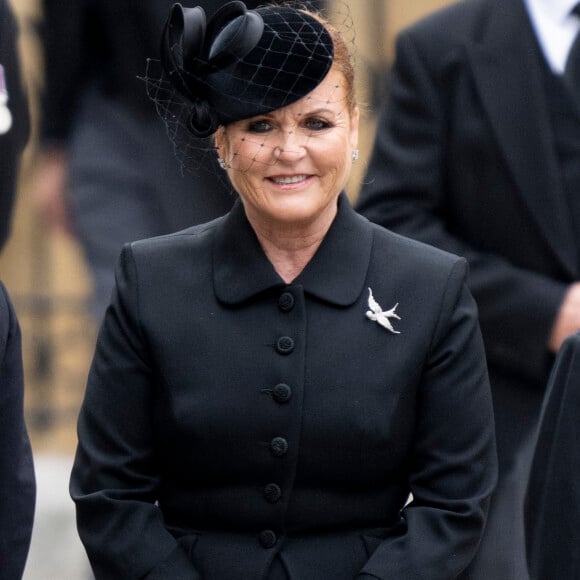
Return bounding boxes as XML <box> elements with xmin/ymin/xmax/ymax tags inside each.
<box><xmin>258</xmin><ymin>292</ymin><xmax>296</xmax><ymax>550</ymax></box>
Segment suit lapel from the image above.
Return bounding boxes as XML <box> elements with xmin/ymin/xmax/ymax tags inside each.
<box><xmin>465</xmin><ymin>0</ymin><xmax>577</xmax><ymax>276</ymax></box>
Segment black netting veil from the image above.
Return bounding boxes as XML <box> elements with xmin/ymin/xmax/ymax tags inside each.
<box><xmin>143</xmin><ymin>1</ymin><xmax>355</xmax><ymax>179</ymax></box>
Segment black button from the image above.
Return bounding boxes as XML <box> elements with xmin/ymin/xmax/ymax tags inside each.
<box><xmin>278</xmin><ymin>292</ymin><xmax>295</xmax><ymax>312</ymax></box>
<box><xmin>276</xmin><ymin>336</ymin><xmax>294</xmax><ymax>354</ymax></box>
<box><xmin>258</xmin><ymin>529</ymin><xmax>277</xmax><ymax>548</ymax></box>
<box><xmin>270</xmin><ymin>437</ymin><xmax>288</xmax><ymax>457</ymax></box>
<box><xmin>272</xmin><ymin>383</ymin><xmax>292</xmax><ymax>404</ymax></box>
<box><xmin>264</xmin><ymin>483</ymin><xmax>282</xmax><ymax>503</ymax></box>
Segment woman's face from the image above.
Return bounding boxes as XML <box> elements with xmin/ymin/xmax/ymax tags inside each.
<box><xmin>216</xmin><ymin>68</ymin><xmax>359</xmax><ymax>230</ymax></box>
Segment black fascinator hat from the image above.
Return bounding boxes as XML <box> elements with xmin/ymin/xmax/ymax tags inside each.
<box><xmin>159</xmin><ymin>1</ymin><xmax>334</xmax><ymax>137</ymax></box>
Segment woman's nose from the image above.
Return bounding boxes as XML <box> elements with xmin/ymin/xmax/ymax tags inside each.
<box><xmin>273</xmin><ymin>130</ymin><xmax>307</xmax><ymax>162</ymax></box>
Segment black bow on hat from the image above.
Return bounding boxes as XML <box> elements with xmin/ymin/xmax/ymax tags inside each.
<box><xmin>160</xmin><ymin>1</ymin><xmax>334</xmax><ymax>137</ymax></box>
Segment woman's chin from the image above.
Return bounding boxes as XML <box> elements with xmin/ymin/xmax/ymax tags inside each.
<box><xmin>263</xmin><ymin>196</ymin><xmax>337</xmax><ymax>228</ymax></box>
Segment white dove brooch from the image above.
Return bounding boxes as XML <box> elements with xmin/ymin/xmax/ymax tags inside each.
<box><xmin>366</xmin><ymin>288</ymin><xmax>401</xmax><ymax>334</ymax></box>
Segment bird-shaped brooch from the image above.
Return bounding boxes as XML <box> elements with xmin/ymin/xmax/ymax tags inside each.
<box><xmin>366</xmin><ymin>287</ymin><xmax>401</xmax><ymax>334</ymax></box>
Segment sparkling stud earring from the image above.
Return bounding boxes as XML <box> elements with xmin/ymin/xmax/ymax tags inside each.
<box><xmin>352</xmin><ymin>149</ymin><xmax>359</xmax><ymax>162</ymax></box>
<box><xmin>217</xmin><ymin>157</ymin><xmax>228</xmax><ymax>170</ymax></box>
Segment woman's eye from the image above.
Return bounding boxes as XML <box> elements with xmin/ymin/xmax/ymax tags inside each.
<box><xmin>304</xmin><ymin>117</ymin><xmax>331</xmax><ymax>131</ymax></box>
<box><xmin>248</xmin><ymin>120</ymin><xmax>272</xmax><ymax>133</ymax></box>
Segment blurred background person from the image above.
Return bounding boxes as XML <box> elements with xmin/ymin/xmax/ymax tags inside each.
<box><xmin>0</xmin><ymin>0</ymin><xmax>36</xmax><ymax>577</ymax></box>
<box><xmin>357</xmin><ymin>0</ymin><xmax>580</xmax><ymax>578</ymax></box>
<box><xmin>33</xmin><ymin>0</ymin><xmax>324</xmax><ymax>323</ymax></box>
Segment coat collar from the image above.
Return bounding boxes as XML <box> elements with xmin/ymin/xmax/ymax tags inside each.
<box><xmin>213</xmin><ymin>194</ymin><xmax>373</xmax><ymax>306</ymax></box>
<box><xmin>464</xmin><ymin>0</ymin><xmax>578</xmax><ymax>276</ymax></box>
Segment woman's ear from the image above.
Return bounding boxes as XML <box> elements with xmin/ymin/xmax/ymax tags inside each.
<box><xmin>349</xmin><ymin>106</ymin><xmax>360</xmax><ymax>150</ymax></box>
<box><xmin>214</xmin><ymin>126</ymin><xmax>227</xmax><ymax>160</ymax></box>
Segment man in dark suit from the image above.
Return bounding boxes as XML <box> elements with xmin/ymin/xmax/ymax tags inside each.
<box><xmin>0</xmin><ymin>0</ymin><xmax>36</xmax><ymax>577</ymax></box>
<box><xmin>356</xmin><ymin>0</ymin><xmax>580</xmax><ymax>577</ymax></box>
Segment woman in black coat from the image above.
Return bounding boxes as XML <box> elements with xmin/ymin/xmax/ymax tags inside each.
<box><xmin>70</xmin><ymin>3</ymin><xmax>498</xmax><ymax>579</ymax></box>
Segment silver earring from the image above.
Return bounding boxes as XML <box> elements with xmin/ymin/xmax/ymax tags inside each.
<box><xmin>352</xmin><ymin>149</ymin><xmax>359</xmax><ymax>162</ymax></box>
<box><xmin>217</xmin><ymin>157</ymin><xmax>228</xmax><ymax>170</ymax></box>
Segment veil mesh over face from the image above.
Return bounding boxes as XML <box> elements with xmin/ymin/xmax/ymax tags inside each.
<box><xmin>143</xmin><ymin>1</ymin><xmax>355</xmax><ymax>181</ymax></box>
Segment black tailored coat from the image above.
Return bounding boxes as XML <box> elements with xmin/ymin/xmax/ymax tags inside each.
<box><xmin>0</xmin><ymin>282</ymin><xmax>36</xmax><ymax>579</ymax></box>
<box><xmin>71</xmin><ymin>195</ymin><xmax>497</xmax><ymax>580</ymax></box>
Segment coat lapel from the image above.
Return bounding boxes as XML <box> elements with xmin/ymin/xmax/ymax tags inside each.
<box><xmin>295</xmin><ymin>195</ymin><xmax>373</xmax><ymax>306</ymax></box>
<box><xmin>465</xmin><ymin>0</ymin><xmax>577</xmax><ymax>276</ymax></box>
<box><xmin>212</xmin><ymin>199</ymin><xmax>285</xmax><ymax>304</ymax></box>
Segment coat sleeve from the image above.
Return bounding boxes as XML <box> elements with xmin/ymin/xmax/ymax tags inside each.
<box><xmin>70</xmin><ymin>245</ymin><xmax>201</xmax><ymax>580</ymax></box>
<box><xmin>357</xmin><ymin>259</ymin><xmax>498</xmax><ymax>579</ymax></box>
<box><xmin>0</xmin><ymin>282</ymin><xmax>36</xmax><ymax>579</ymax></box>
<box><xmin>356</xmin><ymin>29</ymin><xmax>567</xmax><ymax>385</ymax></box>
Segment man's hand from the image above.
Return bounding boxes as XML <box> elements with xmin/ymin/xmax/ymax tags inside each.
<box><xmin>549</xmin><ymin>282</ymin><xmax>580</xmax><ymax>352</ymax></box>
<box><xmin>31</xmin><ymin>147</ymin><xmax>72</xmax><ymax>235</ymax></box>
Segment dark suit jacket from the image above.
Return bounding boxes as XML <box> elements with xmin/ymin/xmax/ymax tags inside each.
<box><xmin>0</xmin><ymin>0</ymin><xmax>29</xmax><ymax>251</ymax></box>
<box><xmin>71</xmin><ymin>195</ymin><xmax>497</xmax><ymax>580</ymax></box>
<box><xmin>525</xmin><ymin>332</ymin><xmax>580</xmax><ymax>579</ymax></box>
<box><xmin>0</xmin><ymin>281</ymin><xmax>36</xmax><ymax>578</ymax></box>
<box><xmin>357</xmin><ymin>0</ymin><xmax>573</xmax><ymax>393</ymax></box>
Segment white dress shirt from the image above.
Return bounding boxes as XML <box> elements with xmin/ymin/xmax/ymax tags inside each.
<box><xmin>524</xmin><ymin>0</ymin><xmax>580</xmax><ymax>72</ymax></box>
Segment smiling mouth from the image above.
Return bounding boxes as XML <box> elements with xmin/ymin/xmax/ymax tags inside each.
<box><xmin>269</xmin><ymin>175</ymin><xmax>310</xmax><ymax>185</ymax></box>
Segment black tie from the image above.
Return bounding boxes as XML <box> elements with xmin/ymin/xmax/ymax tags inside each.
<box><xmin>565</xmin><ymin>4</ymin><xmax>580</xmax><ymax>94</ymax></box>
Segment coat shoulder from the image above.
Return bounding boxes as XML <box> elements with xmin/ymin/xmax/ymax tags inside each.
<box><xmin>128</xmin><ymin>214</ymin><xmax>226</xmax><ymax>258</ymax></box>
<box><xmin>369</xmin><ymin>222</ymin><xmax>466</xmax><ymax>282</ymax></box>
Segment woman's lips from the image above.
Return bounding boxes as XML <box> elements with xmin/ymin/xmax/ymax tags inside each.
<box><xmin>268</xmin><ymin>174</ymin><xmax>310</xmax><ymax>185</ymax></box>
